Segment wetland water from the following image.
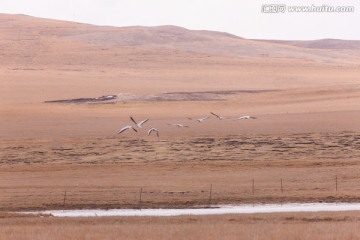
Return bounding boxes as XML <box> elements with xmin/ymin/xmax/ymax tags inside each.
<box><xmin>21</xmin><ymin>203</ymin><xmax>360</xmax><ymax>217</ymax></box>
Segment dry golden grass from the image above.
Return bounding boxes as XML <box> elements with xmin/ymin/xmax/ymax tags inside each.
<box><xmin>1</xmin><ymin>211</ymin><xmax>360</xmax><ymax>240</ymax></box>
<box><xmin>1</xmin><ymin>132</ymin><xmax>360</xmax><ymax>211</ymax></box>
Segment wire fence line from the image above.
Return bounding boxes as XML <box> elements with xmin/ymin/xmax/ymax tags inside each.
<box><xmin>1</xmin><ymin>175</ymin><xmax>360</xmax><ymax>210</ymax></box>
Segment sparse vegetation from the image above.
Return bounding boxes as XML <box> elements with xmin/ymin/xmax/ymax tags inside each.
<box><xmin>2</xmin><ymin>212</ymin><xmax>360</xmax><ymax>240</ymax></box>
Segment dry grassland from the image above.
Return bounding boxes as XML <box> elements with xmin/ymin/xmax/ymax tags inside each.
<box><xmin>1</xmin><ymin>13</ymin><xmax>360</xmax><ymax>239</ymax></box>
<box><xmin>1</xmin><ymin>211</ymin><xmax>360</xmax><ymax>240</ymax></box>
<box><xmin>1</xmin><ymin>132</ymin><xmax>360</xmax><ymax>211</ymax></box>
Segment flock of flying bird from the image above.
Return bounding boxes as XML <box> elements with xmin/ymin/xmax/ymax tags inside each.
<box><xmin>118</xmin><ymin>112</ymin><xmax>257</xmax><ymax>137</ymax></box>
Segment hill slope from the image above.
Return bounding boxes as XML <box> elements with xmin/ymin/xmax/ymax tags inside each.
<box><xmin>1</xmin><ymin>13</ymin><xmax>360</xmax><ymax>139</ymax></box>
<box><xmin>0</xmin><ymin>13</ymin><xmax>360</xmax><ymax>67</ymax></box>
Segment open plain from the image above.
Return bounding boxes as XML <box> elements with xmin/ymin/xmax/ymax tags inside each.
<box><xmin>1</xmin><ymin>13</ymin><xmax>360</xmax><ymax>239</ymax></box>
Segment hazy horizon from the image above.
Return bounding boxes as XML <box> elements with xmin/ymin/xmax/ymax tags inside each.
<box><xmin>0</xmin><ymin>0</ymin><xmax>359</xmax><ymax>40</ymax></box>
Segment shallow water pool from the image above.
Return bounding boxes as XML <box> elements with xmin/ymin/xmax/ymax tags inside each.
<box><xmin>19</xmin><ymin>202</ymin><xmax>360</xmax><ymax>217</ymax></box>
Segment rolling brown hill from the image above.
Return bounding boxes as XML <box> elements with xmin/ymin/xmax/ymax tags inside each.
<box><xmin>1</xmin><ymin>13</ymin><xmax>360</xmax><ymax>68</ymax></box>
<box><xmin>265</xmin><ymin>39</ymin><xmax>360</xmax><ymax>50</ymax></box>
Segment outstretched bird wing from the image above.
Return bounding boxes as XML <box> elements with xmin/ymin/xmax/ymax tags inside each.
<box><xmin>118</xmin><ymin>126</ymin><xmax>138</xmax><ymax>134</ymax></box>
<box><xmin>130</xmin><ymin>116</ymin><xmax>137</xmax><ymax>125</ymax></box>
<box><xmin>210</xmin><ymin>112</ymin><xmax>220</xmax><ymax>118</ymax></box>
<box><xmin>118</xmin><ymin>126</ymin><xmax>130</xmax><ymax>134</ymax></box>
<box><xmin>138</xmin><ymin>119</ymin><xmax>149</xmax><ymax>126</ymax></box>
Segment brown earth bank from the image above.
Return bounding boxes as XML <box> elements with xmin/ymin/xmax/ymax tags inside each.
<box><xmin>1</xmin><ymin>211</ymin><xmax>360</xmax><ymax>240</ymax></box>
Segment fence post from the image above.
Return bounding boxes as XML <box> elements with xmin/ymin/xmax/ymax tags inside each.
<box><xmin>139</xmin><ymin>188</ymin><xmax>143</xmax><ymax>203</ymax></box>
<box><xmin>253</xmin><ymin>179</ymin><xmax>255</xmax><ymax>195</ymax></box>
<box><xmin>336</xmin><ymin>175</ymin><xmax>338</xmax><ymax>192</ymax></box>
<box><xmin>63</xmin><ymin>190</ymin><xmax>67</xmax><ymax>206</ymax></box>
<box><xmin>252</xmin><ymin>179</ymin><xmax>255</xmax><ymax>195</ymax></box>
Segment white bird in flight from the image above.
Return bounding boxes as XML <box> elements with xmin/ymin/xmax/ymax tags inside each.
<box><xmin>210</xmin><ymin>112</ymin><xmax>226</xmax><ymax>120</ymax></box>
<box><xmin>118</xmin><ymin>125</ymin><xmax>138</xmax><ymax>134</ymax></box>
<box><xmin>188</xmin><ymin>116</ymin><xmax>210</xmax><ymax>123</ymax></box>
<box><xmin>236</xmin><ymin>115</ymin><xmax>257</xmax><ymax>120</ymax></box>
<box><xmin>130</xmin><ymin>116</ymin><xmax>149</xmax><ymax>128</ymax></box>
<box><xmin>148</xmin><ymin>128</ymin><xmax>159</xmax><ymax>137</ymax></box>
<box><xmin>168</xmin><ymin>123</ymin><xmax>189</xmax><ymax>128</ymax></box>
